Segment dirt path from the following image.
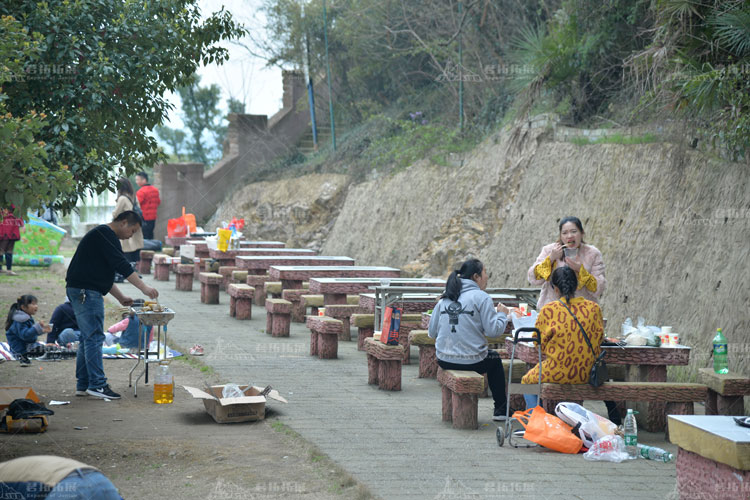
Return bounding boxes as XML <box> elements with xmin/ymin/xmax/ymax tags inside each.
<box><xmin>0</xmin><ymin>264</ymin><xmax>373</xmax><ymax>500</ymax></box>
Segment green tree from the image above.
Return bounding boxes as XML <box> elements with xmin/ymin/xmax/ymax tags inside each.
<box><xmin>177</xmin><ymin>77</ymin><xmax>225</xmax><ymax>165</ymax></box>
<box><xmin>0</xmin><ymin>14</ymin><xmax>72</xmax><ymax>218</ymax></box>
<box><xmin>0</xmin><ymin>0</ymin><xmax>244</xmax><ymax>215</ymax></box>
<box><xmin>155</xmin><ymin>124</ymin><xmax>187</xmax><ymax>161</ymax></box>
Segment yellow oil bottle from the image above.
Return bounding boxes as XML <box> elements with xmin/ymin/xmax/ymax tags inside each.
<box><xmin>153</xmin><ymin>361</ymin><xmax>174</xmax><ymax>404</ymax></box>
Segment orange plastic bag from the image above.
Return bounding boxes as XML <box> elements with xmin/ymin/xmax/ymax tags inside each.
<box><xmin>167</xmin><ymin>217</ymin><xmax>187</xmax><ymax>237</ymax></box>
<box><xmin>182</xmin><ymin>207</ymin><xmax>196</xmax><ymax>234</ymax></box>
<box><xmin>511</xmin><ymin>406</ymin><xmax>583</xmax><ymax>454</ymax></box>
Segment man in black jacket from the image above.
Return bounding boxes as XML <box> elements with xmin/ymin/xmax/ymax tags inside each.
<box><xmin>65</xmin><ymin>211</ymin><xmax>159</xmax><ymax>400</ymax></box>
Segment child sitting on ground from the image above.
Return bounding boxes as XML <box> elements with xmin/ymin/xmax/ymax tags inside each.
<box><xmin>104</xmin><ymin>312</ymin><xmax>151</xmax><ymax>353</ymax></box>
<box><xmin>5</xmin><ymin>294</ymin><xmax>52</xmax><ymax>366</ymax></box>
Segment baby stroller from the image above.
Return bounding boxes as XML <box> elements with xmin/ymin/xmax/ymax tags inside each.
<box><xmin>496</xmin><ymin>327</ymin><xmax>542</xmax><ymax>447</ymax></box>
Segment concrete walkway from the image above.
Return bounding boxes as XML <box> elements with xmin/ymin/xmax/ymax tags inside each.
<box><xmin>122</xmin><ymin>275</ymin><xmax>680</xmax><ymax>500</ymax></box>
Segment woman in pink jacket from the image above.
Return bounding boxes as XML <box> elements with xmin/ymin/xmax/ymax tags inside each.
<box><xmin>528</xmin><ymin>216</ymin><xmax>606</xmax><ymax>309</ymax></box>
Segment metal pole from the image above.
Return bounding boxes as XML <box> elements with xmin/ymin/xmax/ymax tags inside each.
<box><xmin>458</xmin><ymin>0</ymin><xmax>464</xmax><ymax>132</ymax></box>
<box><xmin>323</xmin><ymin>0</ymin><xmax>336</xmax><ymax>151</ymax></box>
<box><xmin>301</xmin><ymin>3</ymin><xmax>318</xmax><ymax>150</ymax></box>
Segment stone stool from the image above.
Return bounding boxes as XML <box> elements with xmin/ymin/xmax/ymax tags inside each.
<box><xmin>301</xmin><ymin>294</ymin><xmax>324</xmax><ymax>318</ymax></box>
<box><xmin>352</xmin><ymin>313</ymin><xmax>375</xmax><ymax>350</ymax></box>
<box><xmin>228</xmin><ymin>284</ymin><xmax>254</xmax><ymax>320</ymax></box>
<box><xmin>437</xmin><ymin>368</ymin><xmax>485</xmax><ymax>430</ymax></box>
<box><xmin>218</xmin><ymin>266</ymin><xmax>237</xmax><ymax>291</ymax></box>
<box><xmin>138</xmin><ymin>250</ymin><xmax>154</xmax><ymax>275</ymax></box>
<box><xmin>282</xmin><ymin>289</ymin><xmax>309</xmax><ymax>323</ymax></box>
<box><xmin>699</xmin><ymin>368</ymin><xmax>750</xmax><ymax>415</ymax></box>
<box><xmin>325</xmin><ymin>304</ymin><xmax>363</xmax><ymax>341</ymax></box>
<box><xmin>198</xmin><ymin>272</ymin><xmax>222</xmax><ymax>304</ymax></box>
<box><xmin>306</xmin><ymin>316</ymin><xmax>343</xmax><ymax>359</ymax></box>
<box><xmin>232</xmin><ymin>270</ymin><xmax>248</xmax><ymax>285</ymax></box>
<box><xmin>162</xmin><ymin>247</ymin><xmax>174</xmax><ymax>257</ymax></box>
<box><xmin>153</xmin><ymin>254</ymin><xmax>171</xmax><ymax>281</ymax></box>
<box><xmin>265</xmin><ymin>298</ymin><xmax>292</xmax><ymax>337</ymax></box>
<box><xmin>246</xmin><ymin>275</ymin><xmax>271</xmax><ymax>306</ymax></box>
<box><xmin>409</xmin><ymin>330</ymin><xmax>437</xmax><ymax>378</ymax></box>
<box><xmin>364</xmin><ymin>337</ymin><xmax>405</xmax><ymax>391</ymax></box>
<box><xmin>175</xmin><ymin>264</ymin><xmax>194</xmax><ymax>291</ymax></box>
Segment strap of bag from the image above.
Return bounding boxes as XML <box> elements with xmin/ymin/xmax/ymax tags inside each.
<box><xmin>557</xmin><ymin>299</ymin><xmax>598</xmax><ymax>359</ymax></box>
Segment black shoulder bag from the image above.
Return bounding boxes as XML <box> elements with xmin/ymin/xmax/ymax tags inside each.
<box><xmin>558</xmin><ymin>299</ymin><xmax>608</xmax><ymax>387</ymax></box>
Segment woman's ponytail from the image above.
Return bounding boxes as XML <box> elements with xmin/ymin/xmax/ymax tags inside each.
<box><xmin>551</xmin><ymin>267</ymin><xmax>578</xmax><ymax>302</ymax></box>
<box><xmin>444</xmin><ymin>271</ymin><xmax>462</xmax><ymax>302</ymax></box>
<box><xmin>442</xmin><ymin>258</ymin><xmax>484</xmax><ymax>302</ymax></box>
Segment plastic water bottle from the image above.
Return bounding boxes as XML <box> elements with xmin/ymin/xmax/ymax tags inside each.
<box><xmin>153</xmin><ymin>361</ymin><xmax>174</xmax><ymax>404</ymax></box>
<box><xmin>713</xmin><ymin>328</ymin><xmax>728</xmax><ymax>374</ymax></box>
<box><xmin>637</xmin><ymin>444</ymin><xmax>675</xmax><ymax>463</ymax></box>
<box><xmin>623</xmin><ymin>409</ymin><xmax>638</xmax><ymax>458</ymax></box>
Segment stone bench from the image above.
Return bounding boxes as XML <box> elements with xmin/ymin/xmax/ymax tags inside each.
<box><xmin>153</xmin><ymin>253</ymin><xmax>171</xmax><ymax>281</ymax></box>
<box><xmin>699</xmin><ymin>368</ymin><xmax>750</xmax><ymax>416</ymax></box>
<box><xmin>409</xmin><ymin>330</ymin><xmax>437</xmax><ymax>378</ymax></box>
<box><xmin>364</xmin><ymin>337</ymin><xmax>405</xmax><ymax>391</ymax></box>
<box><xmin>264</xmin><ymin>281</ymin><xmax>283</xmax><ymax>301</ymax></box>
<box><xmin>352</xmin><ymin>313</ymin><xmax>375</xmax><ymax>350</ymax></box>
<box><xmin>138</xmin><ymin>250</ymin><xmax>154</xmax><ymax>275</ymax></box>
<box><xmin>669</xmin><ymin>415</ymin><xmax>750</xmax><ymax>500</ymax></box>
<box><xmin>198</xmin><ymin>272</ymin><xmax>223</xmax><ymax>304</ymax></box>
<box><xmin>175</xmin><ymin>263</ymin><xmax>194</xmax><ymax>292</ymax></box>
<box><xmin>228</xmin><ymin>283</ymin><xmax>254</xmax><ymax>320</ymax></box>
<box><xmin>437</xmin><ymin>368</ymin><xmax>485</xmax><ymax>430</ymax></box>
<box><xmin>265</xmin><ymin>298</ymin><xmax>292</xmax><ymax>337</ymax></box>
<box><xmin>306</xmin><ymin>316</ymin><xmax>343</xmax><ymax>359</ymax></box>
<box><xmin>231</xmin><ymin>270</ymin><xmax>248</xmax><ymax>285</ymax></box>
<box><xmin>246</xmin><ymin>275</ymin><xmax>271</xmax><ymax>306</ymax></box>
<box><xmin>301</xmin><ymin>294</ymin><xmax>323</xmax><ymax>317</ymax></box>
<box><xmin>540</xmin><ymin>382</ymin><xmax>708</xmax><ymax>436</ymax></box>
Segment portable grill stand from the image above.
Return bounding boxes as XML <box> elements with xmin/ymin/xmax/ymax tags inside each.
<box><xmin>128</xmin><ymin>307</ymin><xmax>175</xmax><ymax>397</ymax></box>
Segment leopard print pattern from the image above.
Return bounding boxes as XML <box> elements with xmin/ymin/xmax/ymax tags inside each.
<box><xmin>521</xmin><ymin>297</ymin><xmax>604</xmax><ymax>384</ymax></box>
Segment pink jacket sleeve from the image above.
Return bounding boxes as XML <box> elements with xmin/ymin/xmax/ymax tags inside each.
<box><xmin>528</xmin><ymin>244</ymin><xmax>554</xmax><ymax>286</ymax></box>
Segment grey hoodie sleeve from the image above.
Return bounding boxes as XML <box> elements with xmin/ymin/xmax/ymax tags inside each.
<box><xmin>428</xmin><ymin>301</ymin><xmax>441</xmax><ymax>339</ymax></box>
<box><xmin>477</xmin><ymin>295</ymin><xmax>508</xmax><ymax>337</ymax></box>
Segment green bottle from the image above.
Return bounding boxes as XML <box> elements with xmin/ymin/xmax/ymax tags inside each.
<box><xmin>713</xmin><ymin>328</ymin><xmax>728</xmax><ymax>374</ymax></box>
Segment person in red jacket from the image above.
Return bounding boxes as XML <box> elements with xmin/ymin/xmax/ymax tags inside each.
<box><xmin>135</xmin><ymin>171</ymin><xmax>161</xmax><ymax>240</ymax></box>
<box><xmin>0</xmin><ymin>206</ymin><xmax>24</xmax><ymax>276</ymax></box>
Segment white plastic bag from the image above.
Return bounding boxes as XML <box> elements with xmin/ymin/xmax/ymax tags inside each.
<box><xmin>555</xmin><ymin>402</ymin><xmax>617</xmax><ymax>448</ymax></box>
<box><xmin>222</xmin><ymin>384</ymin><xmax>246</xmax><ymax>399</ymax></box>
<box><xmin>511</xmin><ymin>310</ymin><xmax>538</xmax><ymax>335</ymax></box>
<box><xmin>584</xmin><ymin>435</ymin><xmax>632</xmax><ymax>463</ymax></box>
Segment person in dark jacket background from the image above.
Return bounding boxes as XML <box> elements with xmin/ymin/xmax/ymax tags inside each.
<box><xmin>135</xmin><ymin>171</ymin><xmax>161</xmax><ymax>240</ymax></box>
<box><xmin>47</xmin><ymin>299</ymin><xmax>80</xmax><ymax>346</ymax></box>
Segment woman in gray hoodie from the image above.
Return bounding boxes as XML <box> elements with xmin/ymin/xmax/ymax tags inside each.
<box><xmin>428</xmin><ymin>259</ymin><xmax>512</xmax><ymax>421</ymax></box>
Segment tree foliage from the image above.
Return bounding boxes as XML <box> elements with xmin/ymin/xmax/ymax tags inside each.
<box><xmin>0</xmin><ymin>14</ymin><xmax>72</xmax><ymax>219</ymax></box>
<box><xmin>0</xmin><ymin>0</ymin><xmax>244</xmax><ymax>216</ymax></box>
<box><xmin>257</xmin><ymin>0</ymin><xmax>546</xmax><ymax>129</ymax></box>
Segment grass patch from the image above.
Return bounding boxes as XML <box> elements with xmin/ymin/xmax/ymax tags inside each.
<box><xmin>569</xmin><ymin>132</ymin><xmax>661</xmax><ymax>146</ymax></box>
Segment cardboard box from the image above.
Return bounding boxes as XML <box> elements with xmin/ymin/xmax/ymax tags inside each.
<box><xmin>0</xmin><ymin>387</ymin><xmax>40</xmax><ymax>411</ymax></box>
<box><xmin>183</xmin><ymin>385</ymin><xmax>287</xmax><ymax>423</ymax></box>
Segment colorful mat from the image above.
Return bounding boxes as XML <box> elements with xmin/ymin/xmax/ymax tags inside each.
<box><xmin>0</xmin><ymin>342</ymin><xmax>181</xmax><ymax>361</ymax></box>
